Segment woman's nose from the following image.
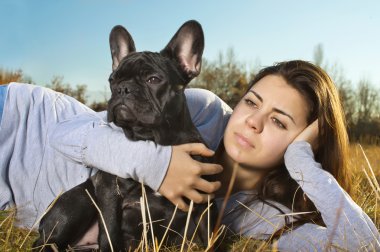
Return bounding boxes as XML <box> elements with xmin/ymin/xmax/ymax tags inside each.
<box><xmin>246</xmin><ymin>112</ymin><xmax>264</xmax><ymax>133</ymax></box>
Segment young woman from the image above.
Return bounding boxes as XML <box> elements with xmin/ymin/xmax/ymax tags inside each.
<box><xmin>0</xmin><ymin>60</ymin><xmax>378</xmax><ymax>250</ymax></box>
<box><xmin>161</xmin><ymin>60</ymin><xmax>379</xmax><ymax>250</ymax></box>
<box><xmin>204</xmin><ymin>60</ymin><xmax>380</xmax><ymax>250</ymax></box>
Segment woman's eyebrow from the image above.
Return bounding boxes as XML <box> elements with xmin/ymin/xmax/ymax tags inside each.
<box><xmin>249</xmin><ymin>90</ymin><xmax>296</xmax><ymax>125</ymax></box>
<box><xmin>273</xmin><ymin>108</ymin><xmax>296</xmax><ymax>125</ymax></box>
<box><xmin>249</xmin><ymin>90</ymin><xmax>263</xmax><ymax>102</ymax></box>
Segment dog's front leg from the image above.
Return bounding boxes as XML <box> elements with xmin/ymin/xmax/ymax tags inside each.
<box><xmin>92</xmin><ymin>171</ymin><xmax>124</xmax><ymax>252</ymax></box>
<box><xmin>33</xmin><ymin>179</ymin><xmax>97</xmax><ymax>251</ymax></box>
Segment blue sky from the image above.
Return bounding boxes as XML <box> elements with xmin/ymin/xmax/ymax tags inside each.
<box><xmin>1</xmin><ymin>0</ymin><xmax>379</xmax><ymax>101</ymax></box>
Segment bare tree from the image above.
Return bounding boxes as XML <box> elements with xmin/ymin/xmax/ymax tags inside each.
<box><xmin>357</xmin><ymin>79</ymin><xmax>379</xmax><ymax>123</ymax></box>
<box><xmin>190</xmin><ymin>47</ymin><xmax>252</xmax><ymax>107</ymax></box>
<box><xmin>313</xmin><ymin>43</ymin><xmax>324</xmax><ymax>67</ymax></box>
<box><xmin>46</xmin><ymin>76</ymin><xmax>88</xmax><ymax>104</ymax></box>
<box><xmin>0</xmin><ymin>68</ymin><xmax>33</xmax><ymax>85</ymax></box>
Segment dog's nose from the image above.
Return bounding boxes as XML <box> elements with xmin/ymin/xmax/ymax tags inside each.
<box><xmin>117</xmin><ymin>87</ymin><xmax>130</xmax><ymax>95</ymax></box>
<box><xmin>113</xmin><ymin>84</ymin><xmax>131</xmax><ymax>96</ymax></box>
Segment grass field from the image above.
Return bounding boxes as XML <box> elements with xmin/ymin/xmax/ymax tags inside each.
<box><xmin>1</xmin><ymin>144</ymin><xmax>379</xmax><ymax>251</ymax></box>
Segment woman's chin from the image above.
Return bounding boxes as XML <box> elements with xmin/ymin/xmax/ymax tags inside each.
<box><xmin>226</xmin><ymin>145</ymin><xmax>247</xmax><ymax>164</ymax></box>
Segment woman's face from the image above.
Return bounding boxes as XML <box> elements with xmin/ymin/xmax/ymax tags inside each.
<box><xmin>224</xmin><ymin>74</ymin><xmax>310</xmax><ymax>170</ymax></box>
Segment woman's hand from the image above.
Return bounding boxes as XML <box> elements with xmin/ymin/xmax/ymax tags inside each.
<box><xmin>158</xmin><ymin>143</ymin><xmax>223</xmax><ymax>211</ymax></box>
<box><xmin>293</xmin><ymin>120</ymin><xmax>319</xmax><ymax>151</ymax></box>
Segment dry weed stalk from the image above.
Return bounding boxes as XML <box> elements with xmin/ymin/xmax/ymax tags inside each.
<box><xmin>85</xmin><ymin>189</ymin><xmax>114</xmax><ymax>252</ymax></box>
<box><xmin>21</xmin><ymin>191</ymin><xmax>64</xmax><ymax>250</ymax></box>
<box><xmin>180</xmin><ymin>200</ymin><xmax>194</xmax><ymax>252</ymax></box>
<box><xmin>140</xmin><ymin>194</ymin><xmax>148</xmax><ymax>252</ymax></box>
<box><xmin>141</xmin><ymin>183</ymin><xmax>157</xmax><ymax>252</ymax></box>
<box><xmin>359</xmin><ymin>145</ymin><xmax>380</xmax><ymax>199</ymax></box>
<box><xmin>213</xmin><ymin>162</ymin><xmax>239</xmax><ymax>236</ymax></box>
<box><xmin>157</xmin><ymin>205</ymin><xmax>179</xmax><ymax>251</ymax></box>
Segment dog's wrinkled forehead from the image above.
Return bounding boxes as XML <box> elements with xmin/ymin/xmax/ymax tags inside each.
<box><xmin>111</xmin><ymin>51</ymin><xmax>182</xmax><ymax>82</ymax></box>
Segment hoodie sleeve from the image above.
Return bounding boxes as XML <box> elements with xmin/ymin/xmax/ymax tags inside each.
<box><xmin>49</xmin><ymin>88</ymin><xmax>231</xmax><ymax>191</ymax></box>
<box><xmin>276</xmin><ymin>141</ymin><xmax>380</xmax><ymax>251</ymax></box>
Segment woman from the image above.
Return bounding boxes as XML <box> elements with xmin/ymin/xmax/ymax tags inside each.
<box><xmin>157</xmin><ymin>60</ymin><xmax>379</xmax><ymax>251</ymax></box>
<box><xmin>205</xmin><ymin>60</ymin><xmax>379</xmax><ymax>250</ymax></box>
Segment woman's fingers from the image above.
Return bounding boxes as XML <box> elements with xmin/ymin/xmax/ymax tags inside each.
<box><xmin>198</xmin><ymin>163</ymin><xmax>223</xmax><ymax>175</ymax></box>
<box><xmin>184</xmin><ymin>190</ymin><xmax>215</xmax><ymax>205</ymax></box>
<box><xmin>294</xmin><ymin>120</ymin><xmax>319</xmax><ymax>151</ymax></box>
<box><xmin>180</xmin><ymin>143</ymin><xmax>215</xmax><ymax>156</ymax></box>
<box><xmin>158</xmin><ymin>143</ymin><xmax>223</xmax><ymax>210</ymax></box>
<box><xmin>194</xmin><ymin>178</ymin><xmax>221</xmax><ymax>194</ymax></box>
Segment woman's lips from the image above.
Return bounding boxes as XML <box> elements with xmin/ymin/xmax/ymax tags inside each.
<box><xmin>234</xmin><ymin>133</ymin><xmax>254</xmax><ymax>149</ymax></box>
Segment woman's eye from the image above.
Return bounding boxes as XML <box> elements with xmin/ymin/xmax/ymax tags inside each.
<box><xmin>245</xmin><ymin>99</ymin><xmax>257</xmax><ymax>107</ymax></box>
<box><xmin>147</xmin><ymin>76</ymin><xmax>161</xmax><ymax>84</ymax></box>
<box><xmin>272</xmin><ymin>118</ymin><xmax>286</xmax><ymax>129</ymax></box>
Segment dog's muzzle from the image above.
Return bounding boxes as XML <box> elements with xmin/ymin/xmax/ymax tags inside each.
<box><xmin>111</xmin><ymin>103</ymin><xmax>135</xmax><ymax>123</ymax></box>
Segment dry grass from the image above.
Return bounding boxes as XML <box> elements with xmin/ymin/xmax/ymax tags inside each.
<box><xmin>0</xmin><ymin>210</ymin><xmax>38</xmax><ymax>251</ymax></box>
<box><xmin>1</xmin><ymin>144</ymin><xmax>379</xmax><ymax>251</ymax></box>
<box><xmin>348</xmin><ymin>144</ymin><xmax>380</xmax><ymax>229</ymax></box>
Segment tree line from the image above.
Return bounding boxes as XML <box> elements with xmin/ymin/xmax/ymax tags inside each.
<box><xmin>1</xmin><ymin>45</ymin><xmax>379</xmax><ymax>144</ymax></box>
<box><xmin>0</xmin><ymin>69</ymin><xmax>108</xmax><ymax>111</ymax></box>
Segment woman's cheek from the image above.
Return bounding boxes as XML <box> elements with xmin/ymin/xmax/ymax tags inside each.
<box><xmin>263</xmin><ymin>133</ymin><xmax>290</xmax><ymax>163</ymax></box>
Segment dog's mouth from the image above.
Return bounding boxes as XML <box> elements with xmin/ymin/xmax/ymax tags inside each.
<box><xmin>108</xmin><ymin>104</ymin><xmax>135</xmax><ymax>125</ymax></box>
<box><xmin>108</xmin><ymin>102</ymin><xmax>161</xmax><ymax>129</ymax></box>
<box><xmin>108</xmin><ymin>103</ymin><xmax>161</xmax><ymax>141</ymax></box>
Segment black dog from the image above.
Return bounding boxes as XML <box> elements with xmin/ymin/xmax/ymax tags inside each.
<box><xmin>33</xmin><ymin>20</ymin><xmax>216</xmax><ymax>251</ymax></box>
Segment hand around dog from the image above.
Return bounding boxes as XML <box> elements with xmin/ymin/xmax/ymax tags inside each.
<box><xmin>158</xmin><ymin>143</ymin><xmax>223</xmax><ymax>211</ymax></box>
<box><xmin>293</xmin><ymin>119</ymin><xmax>319</xmax><ymax>152</ymax></box>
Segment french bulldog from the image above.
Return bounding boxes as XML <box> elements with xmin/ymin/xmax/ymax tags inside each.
<box><xmin>33</xmin><ymin>20</ymin><xmax>216</xmax><ymax>252</ymax></box>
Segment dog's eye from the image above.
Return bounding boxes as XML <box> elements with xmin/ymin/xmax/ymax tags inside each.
<box><xmin>146</xmin><ymin>76</ymin><xmax>161</xmax><ymax>84</ymax></box>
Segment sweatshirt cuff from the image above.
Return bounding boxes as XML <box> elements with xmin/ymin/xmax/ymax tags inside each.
<box><xmin>284</xmin><ymin>141</ymin><xmax>314</xmax><ymax>162</ymax></box>
<box><xmin>284</xmin><ymin>141</ymin><xmax>318</xmax><ymax>180</ymax></box>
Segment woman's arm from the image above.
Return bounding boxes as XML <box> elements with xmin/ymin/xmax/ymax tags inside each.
<box><xmin>50</xmin><ymin>88</ymin><xmax>231</xmax><ymax>208</ymax></box>
<box><xmin>278</xmin><ymin>141</ymin><xmax>380</xmax><ymax>251</ymax></box>
<box><xmin>49</xmin><ymin>113</ymin><xmax>172</xmax><ymax>191</ymax></box>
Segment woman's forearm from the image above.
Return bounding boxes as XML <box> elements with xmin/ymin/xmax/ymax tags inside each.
<box><xmin>282</xmin><ymin>141</ymin><xmax>380</xmax><ymax>250</ymax></box>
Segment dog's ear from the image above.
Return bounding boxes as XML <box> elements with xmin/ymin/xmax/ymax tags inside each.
<box><xmin>161</xmin><ymin>20</ymin><xmax>204</xmax><ymax>82</ymax></box>
<box><xmin>109</xmin><ymin>25</ymin><xmax>136</xmax><ymax>71</ymax></box>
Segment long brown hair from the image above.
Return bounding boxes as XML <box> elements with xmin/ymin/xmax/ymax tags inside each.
<box><xmin>243</xmin><ymin>60</ymin><xmax>351</xmax><ymax>234</ymax></box>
